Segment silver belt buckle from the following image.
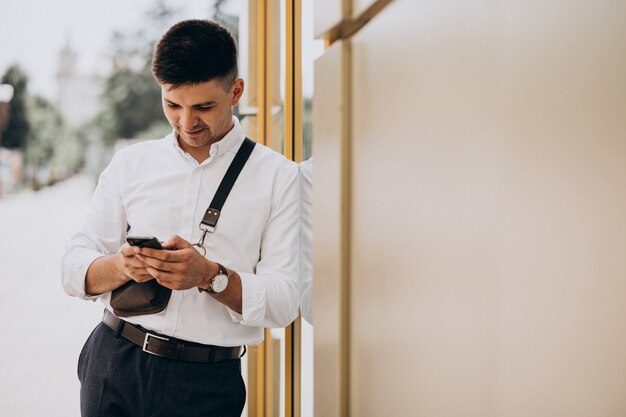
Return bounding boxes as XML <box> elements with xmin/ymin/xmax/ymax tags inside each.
<box><xmin>142</xmin><ymin>332</ymin><xmax>169</xmax><ymax>356</ymax></box>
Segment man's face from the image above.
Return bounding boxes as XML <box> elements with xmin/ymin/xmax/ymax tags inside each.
<box><xmin>161</xmin><ymin>78</ymin><xmax>244</xmax><ymax>155</ymax></box>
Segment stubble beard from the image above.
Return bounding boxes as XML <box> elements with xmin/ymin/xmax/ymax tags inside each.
<box><xmin>177</xmin><ymin>127</ymin><xmax>217</xmax><ymax>149</ymax></box>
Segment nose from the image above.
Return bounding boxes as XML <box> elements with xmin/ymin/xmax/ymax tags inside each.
<box><xmin>179</xmin><ymin>109</ymin><xmax>199</xmax><ymax>130</ymax></box>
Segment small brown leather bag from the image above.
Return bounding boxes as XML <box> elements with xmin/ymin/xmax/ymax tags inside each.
<box><xmin>110</xmin><ymin>280</ymin><xmax>172</xmax><ymax>317</ymax></box>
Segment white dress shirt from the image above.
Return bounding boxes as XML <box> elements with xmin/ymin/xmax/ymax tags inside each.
<box><xmin>62</xmin><ymin>117</ymin><xmax>300</xmax><ymax>347</ymax></box>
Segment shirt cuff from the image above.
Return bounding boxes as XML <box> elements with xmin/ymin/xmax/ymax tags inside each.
<box><xmin>62</xmin><ymin>249</ymin><xmax>106</xmax><ymax>301</ymax></box>
<box><xmin>226</xmin><ymin>272</ymin><xmax>266</xmax><ymax>325</ymax></box>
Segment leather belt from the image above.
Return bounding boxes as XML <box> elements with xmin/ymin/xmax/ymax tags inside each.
<box><xmin>102</xmin><ymin>309</ymin><xmax>244</xmax><ymax>363</ymax></box>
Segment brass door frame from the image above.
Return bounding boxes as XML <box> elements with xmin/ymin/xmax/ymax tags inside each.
<box><xmin>246</xmin><ymin>0</ymin><xmax>302</xmax><ymax>416</ymax></box>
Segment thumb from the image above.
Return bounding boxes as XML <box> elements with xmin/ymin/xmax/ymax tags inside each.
<box><xmin>162</xmin><ymin>234</ymin><xmax>193</xmax><ymax>250</ymax></box>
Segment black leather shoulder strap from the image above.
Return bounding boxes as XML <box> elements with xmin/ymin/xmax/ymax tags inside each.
<box><xmin>200</xmin><ymin>138</ymin><xmax>256</xmax><ymax>231</ymax></box>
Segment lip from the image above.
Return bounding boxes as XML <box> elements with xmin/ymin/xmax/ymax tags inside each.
<box><xmin>182</xmin><ymin>127</ymin><xmax>206</xmax><ymax>136</ymax></box>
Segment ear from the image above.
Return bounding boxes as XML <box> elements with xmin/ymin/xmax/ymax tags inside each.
<box><xmin>231</xmin><ymin>78</ymin><xmax>244</xmax><ymax>106</ymax></box>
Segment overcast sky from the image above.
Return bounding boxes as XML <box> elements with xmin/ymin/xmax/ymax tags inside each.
<box><xmin>0</xmin><ymin>0</ymin><xmax>229</xmax><ymax>100</ymax></box>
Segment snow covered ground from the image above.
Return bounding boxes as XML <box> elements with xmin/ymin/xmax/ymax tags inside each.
<box><xmin>0</xmin><ymin>175</ymin><xmax>103</xmax><ymax>416</ymax></box>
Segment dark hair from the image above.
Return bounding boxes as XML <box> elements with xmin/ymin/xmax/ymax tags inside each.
<box><xmin>152</xmin><ymin>19</ymin><xmax>238</xmax><ymax>89</ymax></box>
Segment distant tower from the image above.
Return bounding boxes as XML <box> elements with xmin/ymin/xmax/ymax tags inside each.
<box><xmin>56</xmin><ymin>37</ymin><xmax>101</xmax><ymax>127</ymax></box>
<box><xmin>57</xmin><ymin>39</ymin><xmax>78</xmax><ymax>81</ymax></box>
<box><xmin>56</xmin><ymin>38</ymin><xmax>78</xmax><ymax>122</ymax></box>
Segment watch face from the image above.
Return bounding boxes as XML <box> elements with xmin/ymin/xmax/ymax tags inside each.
<box><xmin>212</xmin><ymin>274</ymin><xmax>229</xmax><ymax>293</ymax></box>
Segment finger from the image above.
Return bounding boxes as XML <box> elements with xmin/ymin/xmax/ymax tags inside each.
<box><xmin>132</xmin><ymin>274</ymin><xmax>155</xmax><ymax>283</ymax></box>
<box><xmin>122</xmin><ymin>256</ymin><xmax>149</xmax><ymax>270</ymax></box>
<box><xmin>162</xmin><ymin>234</ymin><xmax>193</xmax><ymax>250</ymax></box>
<box><xmin>139</xmin><ymin>246</ymin><xmax>195</xmax><ymax>264</ymax></box>
<box><xmin>123</xmin><ymin>262</ymin><xmax>152</xmax><ymax>281</ymax></box>
<box><xmin>120</xmin><ymin>243</ymin><xmax>140</xmax><ymax>257</ymax></box>
<box><xmin>145</xmin><ymin>266</ymin><xmax>175</xmax><ymax>282</ymax></box>
<box><xmin>128</xmin><ymin>263</ymin><xmax>150</xmax><ymax>273</ymax></box>
<box><xmin>147</xmin><ymin>268</ymin><xmax>193</xmax><ymax>291</ymax></box>
<box><xmin>129</xmin><ymin>267</ymin><xmax>152</xmax><ymax>277</ymax></box>
<box><xmin>138</xmin><ymin>247</ymin><xmax>172</xmax><ymax>260</ymax></box>
<box><xmin>136</xmin><ymin>253</ymin><xmax>185</xmax><ymax>274</ymax></box>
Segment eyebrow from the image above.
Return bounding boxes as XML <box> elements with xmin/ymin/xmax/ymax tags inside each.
<box><xmin>163</xmin><ymin>98</ymin><xmax>217</xmax><ymax>106</ymax></box>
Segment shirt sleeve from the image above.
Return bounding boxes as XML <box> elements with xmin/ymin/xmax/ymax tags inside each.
<box><xmin>299</xmin><ymin>158</ymin><xmax>314</xmax><ymax>324</ymax></box>
<box><xmin>61</xmin><ymin>154</ymin><xmax>127</xmax><ymax>300</ymax></box>
<box><xmin>226</xmin><ymin>162</ymin><xmax>301</xmax><ymax>328</ymax></box>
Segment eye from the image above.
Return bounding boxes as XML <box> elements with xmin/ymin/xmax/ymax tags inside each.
<box><xmin>166</xmin><ymin>102</ymin><xmax>179</xmax><ymax>109</ymax></box>
<box><xmin>196</xmin><ymin>105</ymin><xmax>214</xmax><ymax>111</ymax></box>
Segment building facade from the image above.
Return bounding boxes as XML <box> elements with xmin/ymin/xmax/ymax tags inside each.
<box><xmin>312</xmin><ymin>1</ymin><xmax>626</xmax><ymax>416</ymax></box>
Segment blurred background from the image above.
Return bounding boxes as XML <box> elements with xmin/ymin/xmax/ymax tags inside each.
<box><xmin>1</xmin><ymin>0</ymin><xmax>322</xmax><ymax>415</ymax></box>
<box><xmin>3</xmin><ymin>1</ymin><xmax>625</xmax><ymax>417</ymax></box>
<box><xmin>0</xmin><ymin>0</ymin><xmax>240</xmax><ymax>193</ymax></box>
<box><xmin>0</xmin><ymin>1</ymin><xmax>245</xmax><ymax>415</ymax></box>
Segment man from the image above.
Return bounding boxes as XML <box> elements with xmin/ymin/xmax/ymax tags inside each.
<box><xmin>62</xmin><ymin>19</ymin><xmax>299</xmax><ymax>417</ymax></box>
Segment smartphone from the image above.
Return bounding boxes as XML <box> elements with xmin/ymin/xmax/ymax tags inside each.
<box><xmin>126</xmin><ymin>236</ymin><xmax>164</xmax><ymax>249</ymax></box>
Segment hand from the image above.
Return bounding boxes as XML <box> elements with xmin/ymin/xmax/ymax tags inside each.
<box><xmin>117</xmin><ymin>243</ymin><xmax>154</xmax><ymax>283</ymax></box>
<box><xmin>134</xmin><ymin>235</ymin><xmax>219</xmax><ymax>291</ymax></box>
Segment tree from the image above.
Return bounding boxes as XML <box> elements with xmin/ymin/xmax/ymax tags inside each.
<box><xmin>96</xmin><ymin>1</ymin><xmax>177</xmax><ymax>145</ymax></box>
<box><xmin>23</xmin><ymin>95</ymin><xmax>65</xmax><ymax>187</ymax></box>
<box><xmin>214</xmin><ymin>0</ymin><xmax>239</xmax><ymax>40</ymax></box>
<box><xmin>0</xmin><ymin>65</ymin><xmax>30</xmax><ymax>150</ymax></box>
<box><xmin>99</xmin><ymin>56</ymin><xmax>164</xmax><ymax>143</ymax></box>
<box><xmin>22</xmin><ymin>92</ymin><xmax>85</xmax><ymax>188</ymax></box>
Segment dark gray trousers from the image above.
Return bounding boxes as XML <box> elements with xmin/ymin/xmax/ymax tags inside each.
<box><xmin>78</xmin><ymin>322</ymin><xmax>246</xmax><ymax>417</ymax></box>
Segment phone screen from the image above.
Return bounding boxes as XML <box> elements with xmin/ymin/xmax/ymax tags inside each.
<box><xmin>126</xmin><ymin>236</ymin><xmax>164</xmax><ymax>249</ymax></box>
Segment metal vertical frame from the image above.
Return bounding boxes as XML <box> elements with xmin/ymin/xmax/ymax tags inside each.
<box><xmin>247</xmin><ymin>1</ymin><xmax>268</xmax><ymax>417</ymax></box>
<box><xmin>285</xmin><ymin>0</ymin><xmax>303</xmax><ymax>163</ymax></box>
<box><xmin>340</xmin><ymin>41</ymin><xmax>352</xmax><ymax>417</ymax></box>
<box><xmin>256</xmin><ymin>0</ymin><xmax>268</xmax><ymax>146</ymax></box>
<box><xmin>248</xmin><ymin>0</ymin><xmax>303</xmax><ymax>415</ymax></box>
<box><xmin>285</xmin><ymin>0</ymin><xmax>303</xmax><ymax>414</ymax></box>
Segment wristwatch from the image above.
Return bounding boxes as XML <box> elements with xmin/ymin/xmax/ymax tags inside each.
<box><xmin>198</xmin><ymin>263</ymin><xmax>229</xmax><ymax>294</ymax></box>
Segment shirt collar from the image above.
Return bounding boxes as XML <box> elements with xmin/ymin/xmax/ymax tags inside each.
<box><xmin>168</xmin><ymin>116</ymin><xmax>245</xmax><ymax>164</ymax></box>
